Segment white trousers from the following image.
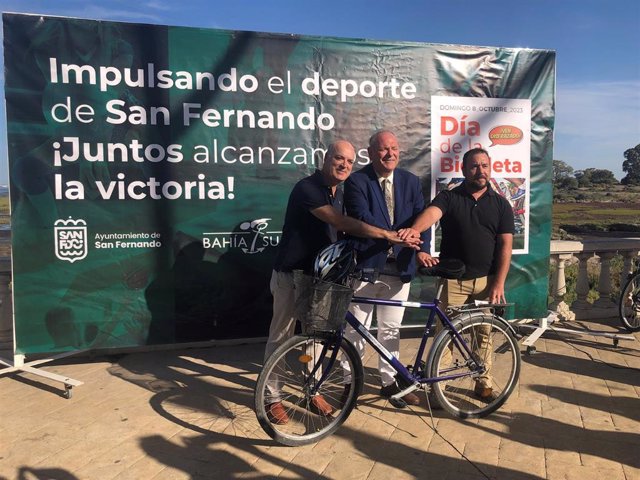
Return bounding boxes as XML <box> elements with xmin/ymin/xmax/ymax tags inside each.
<box><xmin>344</xmin><ymin>274</ymin><xmax>411</xmax><ymax>387</ymax></box>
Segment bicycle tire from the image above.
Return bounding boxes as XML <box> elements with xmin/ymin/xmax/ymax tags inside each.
<box><xmin>619</xmin><ymin>272</ymin><xmax>640</xmax><ymax>332</ymax></box>
<box><xmin>427</xmin><ymin>314</ymin><xmax>521</xmax><ymax>419</ymax></box>
<box><xmin>255</xmin><ymin>333</ymin><xmax>363</xmax><ymax>446</ymax></box>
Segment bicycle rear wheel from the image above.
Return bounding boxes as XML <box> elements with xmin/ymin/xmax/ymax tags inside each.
<box><xmin>255</xmin><ymin>334</ymin><xmax>363</xmax><ymax>446</ymax></box>
<box><xmin>619</xmin><ymin>272</ymin><xmax>640</xmax><ymax>332</ymax></box>
<box><xmin>428</xmin><ymin>314</ymin><xmax>520</xmax><ymax>419</ymax></box>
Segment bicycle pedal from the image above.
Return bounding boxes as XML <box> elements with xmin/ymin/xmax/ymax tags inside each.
<box><xmin>389</xmin><ymin>397</ymin><xmax>408</xmax><ymax>409</ymax></box>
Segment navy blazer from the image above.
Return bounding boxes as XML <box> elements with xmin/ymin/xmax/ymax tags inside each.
<box><xmin>344</xmin><ymin>164</ymin><xmax>430</xmax><ymax>283</ymax></box>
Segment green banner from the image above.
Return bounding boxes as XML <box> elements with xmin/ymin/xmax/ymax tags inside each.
<box><xmin>3</xmin><ymin>13</ymin><xmax>555</xmax><ymax>354</ymax></box>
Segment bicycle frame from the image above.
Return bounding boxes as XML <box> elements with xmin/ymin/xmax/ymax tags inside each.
<box><xmin>309</xmin><ymin>295</ymin><xmax>486</xmax><ymax>396</ymax></box>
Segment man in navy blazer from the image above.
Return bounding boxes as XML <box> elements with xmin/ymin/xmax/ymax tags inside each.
<box><xmin>344</xmin><ymin>130</ymin><xmax>436</xmax><ymax>406</ymax></box>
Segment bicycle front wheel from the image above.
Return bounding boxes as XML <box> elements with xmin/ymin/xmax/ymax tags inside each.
<box><xmin>428</xmin><ymin>314</ymin><xmax>521</xmax><ymax>419</ymax></box>
<box><xmin>254</xmin><ymin>334</ymin><xmax>363</xmax><ymax>446</ymax></box>
<box><xmin>619</xmin><ymin>273</ymin><xmax>640</xmax><ymax>332</ymax></box>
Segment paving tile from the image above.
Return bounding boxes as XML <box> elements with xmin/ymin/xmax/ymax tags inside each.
<box><xmin>367</xmin><ymin>459</ymin><xmax>429</xmax><ymax>480</ymax></box>
<box><xmin>321</xmin><ymin>451</ymin><xmax>375</xmax><ymax>480</ymax></box>
<box><xmin>497</xmin><ymin>458</ymin><xmax>546</xmax><ymax>478</ymax></box>
<box><xmin>544</xmin><ymin>447</ymin><xmax>582</xmax><ymax>468</ymax></box>
<box><xmin>547</xmin><ymin>461</ymin><xmax>626</xmax><ymax>480</ymax></box>
<box><xmin>622</xmin><ymin>464</ymin><xmax>640</xmax><ymax>480</ymax></box>
<box><xmin>112</xmin><ymin>455</ymin><xmax>167</xmax><ymax>480</ymax></box>
<box><xmin>498</xmin><ymin>435</ymin><xmax>546</xmax><ymax>477</ymax></box>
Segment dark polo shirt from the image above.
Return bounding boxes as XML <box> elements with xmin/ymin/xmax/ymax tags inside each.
<box><xmin>430</xmin><ymin>182</ymin><xmax>514</xmax><ymax>279</ymax></box>
<box><xmin>274</xmin><ymin>170</ymin><xmax>343</xmax><ymax>273</ymax></box>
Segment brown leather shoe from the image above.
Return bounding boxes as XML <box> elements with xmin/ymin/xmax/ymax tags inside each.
<box><xmin>267</xmin><ymin>402</ymin><xmax>289</xmax><ymax>424</ymax></box>
<box><xmin>380</xmin><ymin>383</ymin><xmax>420</xmax><ymax>406</ymax></box>
<box><xmin>310</xmin><ymin>394</ymin><xmax>334</xmax><ymax>416</ymax></box>
<box><xmin>474</xmin><ymin>385</ymin><xmax>498</xmax><ymax>402</ymax></box>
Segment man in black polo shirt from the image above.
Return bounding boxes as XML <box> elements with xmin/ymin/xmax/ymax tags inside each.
<box><xmin>264</xmin><ymin>140</ymin><xmax>420</xmax><ymax>424</ymax></box>
<box><xmin>400</xmin><ymin>147</ymin><xmax>514</xmax><ymax>401</ymax></box>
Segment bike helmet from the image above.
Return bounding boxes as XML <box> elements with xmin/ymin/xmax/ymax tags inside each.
<box><xmin>313</xmin><ymin>240</ymin><xmax>356</xmax><ymax>284</ymax></box>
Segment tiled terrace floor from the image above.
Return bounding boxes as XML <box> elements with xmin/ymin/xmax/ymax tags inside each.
<box><xmin>1</xmin><ymin>318</ymin><xmax>639</xmax><ymax>480</ymax></box>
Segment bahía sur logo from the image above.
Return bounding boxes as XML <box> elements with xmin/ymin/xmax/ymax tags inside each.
<box><xmin>202</xmin><ymin>218</ymin><xmax>281</xmax><ymax>254</ymax></box>
<box><xmin>54</xmin><ymin>217</ymin><xmax>88</xmax><ymax>263</ymax></box>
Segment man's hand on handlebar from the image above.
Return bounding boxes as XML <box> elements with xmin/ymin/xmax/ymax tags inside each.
<box><xmin>417</xmin><ymin>252</ymin><xmax>439</xmax><ymax>267</ymax></box>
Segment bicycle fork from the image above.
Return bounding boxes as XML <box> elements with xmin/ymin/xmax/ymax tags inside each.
<box><xmin>303</xmin><ymin>334</ymin><xmax>344</xmax><ymax>397</ymax></box>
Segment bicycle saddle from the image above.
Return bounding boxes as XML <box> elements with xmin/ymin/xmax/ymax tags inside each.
<box><xmin>418</xmin><ymin>258</ymin><xmax>466</xmax><ymax>279</ymax></box>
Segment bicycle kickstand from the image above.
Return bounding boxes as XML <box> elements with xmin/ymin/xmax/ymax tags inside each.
<box><xmin>423</xmin><ymin>385</ymin><xmax>438</xmax><ymax>431</ymax></box>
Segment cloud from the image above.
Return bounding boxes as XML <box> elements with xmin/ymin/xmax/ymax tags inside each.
<box><xmin>555</xmin><ymin>80</ymin><xmax>640</xmax><ymax>178</ymax></box>
<box><xmin>72</xmin><ymin>5</ymin><xmax>164</xmax><ymax>23</ymax></box>
<box><xmin>142</xmin><ymin>1</ymin><xmax>173</xmax><ymax>12</ymax></box>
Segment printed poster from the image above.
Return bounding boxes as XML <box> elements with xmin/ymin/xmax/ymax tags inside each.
<box><xmin>431</xmin><ymin>96</ymin><xmax>532</xmax><ymax>254</ymax></box>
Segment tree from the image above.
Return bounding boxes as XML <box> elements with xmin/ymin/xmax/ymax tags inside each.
<box><xmin>552</xmin><ymin>160</ymin><xmax>578</xmax><ymax>191</ymax></box>
<box><xmin>575</xmin><ymin>168</ymin><xmax>617</xmax><ymax>187</ymax></box>
<box><xmin>552</xmin><ymin>160</ymin><xmax>574</xmax><ymax>182</ymax></box>
<box><xmin>558</xmin><ymin>176</ymin><xmax>578</xmax><ymax>190</ymax></box>
<box><xmin>621</xmin><ymin>144</ymin><xmax>640</xmax><ymax>185</ymax></box>
<box><xmin>590</xmin><ymin>169</ymin><xmax>617</xmax><ymax>185</ymax></box>
<box><xmin>574</xmin><ymin>169</ymin><xmax>592</xmax><ymax>187</ymax></box>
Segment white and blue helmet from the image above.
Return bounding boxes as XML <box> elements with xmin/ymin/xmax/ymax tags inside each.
<box><xmin>313</xmin><ymin>240</ymin><xmax>356</xmax><ymax>284</ymax></box>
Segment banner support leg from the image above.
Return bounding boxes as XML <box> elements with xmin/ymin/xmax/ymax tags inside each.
<box><xmin>514</xmin><ymin>312</ymin><xmax>636</xmax><ymax>354</ymax></box>
<box><xmin>0</xmin><ymin>350</ymin><xmax>85</xmax><ymax>398</ymax></box>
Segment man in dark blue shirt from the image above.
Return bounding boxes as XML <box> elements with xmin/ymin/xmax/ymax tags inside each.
<box><xmin>264</xmin><ymin>140</ymin><xmax>420</xmax><ymax>424</ymax></box>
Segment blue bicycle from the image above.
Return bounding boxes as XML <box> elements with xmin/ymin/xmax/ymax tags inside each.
<box><xmin>255</xmin><ymin>243</ymin><xmax>521</xmax><ymax>446</ymax></box>
<box><xmin>619</xmin><ymin>256</ymin><xmax>640</xmax><ymax>332</ymax></box>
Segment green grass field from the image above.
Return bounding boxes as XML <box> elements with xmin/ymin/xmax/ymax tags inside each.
<box><xmin>553</xmin><ymin>202</ymin><xmax>640</xmax><ymax>228</ymax></box>
<box><xmin>0</xmin><ymin>196</ymin><xmax>9</xmax><ymax>222</ymax></box>
<box><xmin>552</xmin><ymin>184</ymin><xmax>640</xmax><ymax>235</ymax></box>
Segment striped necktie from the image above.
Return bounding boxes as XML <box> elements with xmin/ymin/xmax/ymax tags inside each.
<box><xmin>383</xmin><ymin>178</ymin><xmax>394</xmax><ymax>225</ymax></box>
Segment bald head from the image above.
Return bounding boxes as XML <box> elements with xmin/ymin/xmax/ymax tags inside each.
<box><xmin>321</xmin><ymin>140</ymin><xmax>356</xmax><ymax>185</ymax></box>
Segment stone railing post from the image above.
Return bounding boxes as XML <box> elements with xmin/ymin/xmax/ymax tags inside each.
<box><xmin>572</xmin><ymin>252</ymin><xmax>592</xmax><ymax>310</ymax></box>
<box><xmin>548</xmin><ymin>253</ymin><xmax>576</xmax><ymax>320</ymax></box>
<box><xmin>594</xmin><ymin>252</ymin><xmax>616</xmax><ymax>308</ymax></box>
<box><xmin>621</xmin><ymin>250</ymin><xmax>639</xmax><ymax>284</ymax></box>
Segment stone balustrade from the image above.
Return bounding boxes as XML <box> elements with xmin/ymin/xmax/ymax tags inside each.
<box><xmin>549</xmin><ymin>238</ymin><xmax>640</xmax><ymax>320</ymax></box>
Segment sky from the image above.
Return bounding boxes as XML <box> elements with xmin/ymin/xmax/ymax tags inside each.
<box><xmin>0</xmin><ymin>0</ymin><xmax>638</xmax><ymax>184</ymax></box>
